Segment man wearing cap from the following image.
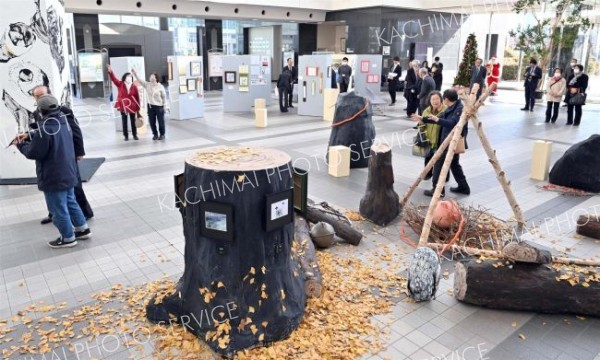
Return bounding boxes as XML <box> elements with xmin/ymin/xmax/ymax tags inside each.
<box><xmin>12</xmin><ymin>94</ymin><xmax>92</xmax><ymax>248</ymax></box>
<box><xmin>32</xmin><ymin>85</ymin><xmax>94</xmax><ymax>225</ymax></box>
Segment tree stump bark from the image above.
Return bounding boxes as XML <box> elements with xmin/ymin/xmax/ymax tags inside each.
<box><xmin>454</xmin><ymin>259</ymin><xmax>600</xmax><ymax>317</ymax></box>
<box><xmin>359</xmin><ymin>143</ymin><xmax>400</xmax><ymax>226</ymax></box>
<box><xmin>577</xmin><ymin>215</ymin><xmax>600</xmax><ymax>240</ymax></box>
<box><xmin>146</xmin><ymin>147</ymin><xmax>306</xmax><ymax>357</ymax></box>
<box><xmin>305</xmin><ymin>206</ymin><xmax>362</xmax><ymax>245</ymax></box>
<box><xmin>293</xmin><ymin>216</ymin><xmax>323</xmax><ymax>298</ymax></box>
<box><xmin>327</xmin><ymin>92</ymin><xmax>375</xmax><ymax>168</ymax></box>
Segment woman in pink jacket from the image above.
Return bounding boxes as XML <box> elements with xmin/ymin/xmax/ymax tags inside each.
<box><xmin>545</xmin><ymin>67</ymin><xmax>566</xmax><ymax>124</ymax></box>
<box><xmin>107</xmin><ymin>64</ymin><xmax>140</xmax><ymax>140</ymax></box>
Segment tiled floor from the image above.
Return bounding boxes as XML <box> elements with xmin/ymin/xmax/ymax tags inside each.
<box><xmin>1</xmin><ymin>88</ymin><xmax>599</xmax><ymax>360</ymax></box>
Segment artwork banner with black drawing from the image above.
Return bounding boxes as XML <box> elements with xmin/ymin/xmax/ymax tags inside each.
<box><xmin>1</xmin><ymin>0</ymin><xmax>69</xmax><ymax>179</ymax></box>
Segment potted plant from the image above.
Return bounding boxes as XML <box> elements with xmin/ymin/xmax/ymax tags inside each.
<box><xmin>509</xmin><ymin>0</ymin><xmax>590</xmax><ymax>98</ymax></box>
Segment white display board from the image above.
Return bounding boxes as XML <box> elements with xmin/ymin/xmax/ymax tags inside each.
<box><xmin>167</xmin><ymin>55</ymin><xmax>204</xmax><ymax>120</ymax></box>
<box><xmin>0</xmin><ymin>0</ymin><xmax>70</xmax><ymax>180</ymax></box>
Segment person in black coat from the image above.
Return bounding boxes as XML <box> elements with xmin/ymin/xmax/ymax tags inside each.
<box><xmin>563</xmin><ymin>58</ymin><xmax>577</xmax><ymax>106</ymax></box>
<box><xmin>12</xmin><ymin>95</ymin><xmax>92</xmax><ymax>248</ymax></box>
<box><xmin>283</xmin><ymin>58</ymin><xmax>297</xmax><ymax>108</ymax></box>
<box><xmin>32</xmin><ymin>86</ymin><xmax>94</xmax><ymax>223</ymax></box>
<box><xmin>404</xmin><ymin>60</ymin><xmax>420</xmax><ymax>116</ymax></box>
<box><xmin>432</xmin><ymin>56</ymin><xmax>443</xmax><ymax>90</ymax></box>
<box><xmin>415</xmin><ymin>89</ymin><xmax>470</xmax><ymax>198</ymax></box>
<box><xmin>469</xmin><ymin>58</ymin><xmax>487</xmax><ymax>99</ymax></box>
<box><xmin>521</xmin><ymin>58</ymin><xmax>543</xmax><ymax>111</ymax></box>
<box><xmin>566</xmin><ymin>64</ymin><xmax>588</xmax><ymax>126</ymax></box>
<box><xmin>417</xmin><ymin>68</ymin><xmax>436</xmax><ymax>113</ymax></box>
<box><xmin>277</xmin><ymin>69</ymin><xmax>293</xmax><ymax>112</ymax></box>
<box><xmin>387</xmin><ymin>56</ymin><xmax>402</xmax><ymax>106</ymax></box>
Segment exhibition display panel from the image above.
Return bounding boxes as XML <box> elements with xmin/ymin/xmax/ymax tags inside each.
<box><xmin>222</xmin><ymin>55</ymin><xmax>273</xmax><ymax>112</ymax></box>
<box><xmin>167</xmin><ymin>55</ymin><xmax>205</xmax><ymax>120</ymax></box>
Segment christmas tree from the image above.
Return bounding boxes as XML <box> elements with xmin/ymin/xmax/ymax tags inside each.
<box><xmin>453</xmin><ymin>34</ymin><xmax>479</xmax><ymax>87</ymax></box>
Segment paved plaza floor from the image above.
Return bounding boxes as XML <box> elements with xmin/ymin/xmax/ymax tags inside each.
<box><xmin>0</xmin><ymin>88</ymin><xmax>599</xmax><ymax>360</ymax></box>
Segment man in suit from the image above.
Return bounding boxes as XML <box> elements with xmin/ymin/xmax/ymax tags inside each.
<box><xmin>387</xmin><ymin>56</ymin><xmax>402</xmax><ymax>106</ymax></box>
<box><xmin>283</xmin><ymin>58</ymin><xmax>297</xmax><ymax>108</ymax></box>
<box><xmin>337</xmin><ymin>57</ymin><xmax>352</xmax><ymax>93</ymax></box>
<box><xmin>563</xmin><ymin>58</ymin><xmax>577</xmax><ymax>107</ymax></box>
<box><xmin>432</xmin><ymin>56</ymin><xmax>443</xmax><ymax>91</ymax></box>
<box><xmin>417</xmin><ymin>68</ymin><xmax>436</xmax><ymax>113</ymax></box>
<box><xmin>404</xmin><ymin>60</ymin><xmax>420</xmax><ymax>116</ymax></box>
<box><xmin>469</xmin><ymin>58</ymin><xmax>487</xmax><ymax>99</ymax></box>
<box><xmin>521</xmin><ymin>58</ymin><xmax>543</xmax><ymax>112</ymax></box>
<box><xmin>32</xmin><ymin>85</ymin><xmax>94</xmax><ymax>224</ymax></box>
<box><xmin>277</xmin><ymin>69</ymin><xmax>293</xmax><ymax>112</ymax></box>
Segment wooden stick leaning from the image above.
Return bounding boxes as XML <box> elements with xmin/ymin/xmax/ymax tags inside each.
<box><xmin>417</xmin><ymin>84</ymin><xmax>488</xmax><ymax>247</ymax></box>
<box><xmin>426</xmin><ymin>243</ymin><xmax>600</xmax><ymax>267</ymax></box>
<box><xmin>399</xmin><ymin>127</ymin><xmax>457</xmax><ymax>212</ymax></box>
<box><xmin>470</xmin><ymin>115</ymin><xmax>525</xmax><ymax>231</ymax></box>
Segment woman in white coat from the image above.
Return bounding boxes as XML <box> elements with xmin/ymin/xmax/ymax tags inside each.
<box><xmin>545</xmin><ymin>67</ymin><xmax>566</xmax><ymax>124</ymax></box>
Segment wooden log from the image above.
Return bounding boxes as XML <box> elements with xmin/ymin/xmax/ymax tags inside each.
<box><xmin>470</xmin><ymin>115</ymin><xmax>525</xmax><ymax>231</ymax></box>
<box><xmin>359</xmin><ymin>143</ymin><xmax>400</xmax><ymax>226</ymax></box>
<box><xmin>427</xmin><ymin>243</ymin><xmax>600</xmax><ymax>267</ymax></box>
<box><xmin>306</xmin><ymin>206</ymin><xmax>362</xmax><ymax>245</ymax></box>
<box><xmin>146</xmin><ymin>146</ymin><xmax>306</xmax><ymax>357</ymax></box>
<box><xmin>503</xmin><ymin>241</ymin><xmax>552</xmax><ymax>264</ymax></box>
<box><xmin>454</xmin><ymin>259</ymin><xmax>600</xmax><ymax>317</ymax></box>
<box><xmin>293</xmin><ymin>216</ymin><xmax>323</xmax><ymax>298</ymax></box>
<box><xmin>577</xmin><ymin>215</ymin><xmax>600</xmax><ymax>240</ymax></box>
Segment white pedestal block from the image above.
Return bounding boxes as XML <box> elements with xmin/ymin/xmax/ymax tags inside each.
<box><xmin>254</xmin><ymin>98</ymin><xmax>266</xmax><ymax>109</ymax></box>
<box><xmin>323</xmin><ymin>88</ymin><xmax>339</xmax><ymax>122</ymax></box>
<box><xmin>255</xmin><ymin>109</ymin><xmax>268</xmax><ymax>127</ymax></box>
<box><xmin>530</xmin><ymin>140</ymin><xmax>553</xmax><ymax>181</ymax></box>
<box><xmin>328</xmin><ymin>146</ymin><xmax>350</xmax><ymax>177</ymax></box>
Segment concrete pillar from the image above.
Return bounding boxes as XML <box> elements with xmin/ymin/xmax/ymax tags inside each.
<box><xmin>0</xmin><ymin>0</ymin><xmax>70</xmax><ymax>179</ymax></box>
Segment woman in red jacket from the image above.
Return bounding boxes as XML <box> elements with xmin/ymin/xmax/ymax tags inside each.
<box><xmin>107</xmin><ymin>64</ymin><xmax>140</xmax><ymax>141</ymax></box>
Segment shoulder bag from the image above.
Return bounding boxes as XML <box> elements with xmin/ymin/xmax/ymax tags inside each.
<box><xmin>569</xmin><ymin>91</ymin><xmax>586</xmax><ymax>106</ymax></box>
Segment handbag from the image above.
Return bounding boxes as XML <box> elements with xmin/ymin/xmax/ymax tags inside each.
<box><xmin>413</xmin><ymin>126</ymin><xmax>430</xmax><ymax>148</ymax></box>
<box><xmin>455</xmin><ymin>137</ymin><xmax>466</xmax><ymax>154</ymax></box>
<box><xmin>135</xmin><ymin>112</ymin><xmax>144</xmax><ymax>128</ymax></box>
<box><xmin>412</xmin><ymin>143</ymin><xmax>430</xmax><ymax>158</ymax></box>
<box><xmin>569</xmin><ymin>92</ymin><xmax>586</xmax><ymax>106</ymax></box>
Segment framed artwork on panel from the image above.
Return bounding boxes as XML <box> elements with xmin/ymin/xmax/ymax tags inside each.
<box><xmin>265</xmin><ymin>189</ymin><xmax>294</xmax><ymax>232</ymax></box>
<box><xmin>360</xmin><ymin>60</ymin><xmax>370</xmax><ymax>73</ymax></box>
<box><xmin>200</xmin><ymin>202</ymin><xmax>234</xmax><ymax>241</ymax></box>
<box><xmin>292</xmin><ymin>168</ymin><xmax>308</xmax><ymax>215</ymax></box>
<box><xmin>179</xmin><ymin>84</ymin><xmax>188</xmax><ymax>94</ymax></box>
<box><xmin>190</xmin><ymin>61</ymin><xmax>202</xmax><ymax>76</ymax></box>
<box><xmin>186</xmin><ymin>78</ymin><xmax>196</xmax><ymax>91</ymax></box>
<box><xmin>224</xmin><ymin>71</ymin><xmax>236</xmax><ymax>84</ymax></box>
<box><xmin>168</xmin><ymin>62</ymin><xmax>173</xmax><ymax>81</ymax></box>
<box><xmin>174</xmin><ymin>173</ymin><xmax>185</xmax><ymax>208</ymax></box>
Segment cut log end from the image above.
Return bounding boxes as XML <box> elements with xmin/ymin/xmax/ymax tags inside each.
<box><xmin>370</xmin><ymin>143</ymin><xmax>391</xmax><ymax>153</ymax></box>
<box><xmin>453</xmin><ymin>261</ymin><xmax>467</xmax><ymax>301</ymax></box>
<box><xmin>305</xmin><ymin>280</ymin><xmax>323</xmax><ymax>299</ymax></box>
<box><xmin>503</xmin><ymin>241</ymin><xmax>552</xmax><ymax>264</ymax></box>
<box><xmin>576</xmin><ymin>215</ymin><xmax>600</xmax><ymax>240</ymax></box>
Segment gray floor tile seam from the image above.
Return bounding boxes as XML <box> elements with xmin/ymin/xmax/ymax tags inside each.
<box><xmin>82</xmin><ymin>135</ymin><xmax>216</xmax><ymax>154</ymax></box>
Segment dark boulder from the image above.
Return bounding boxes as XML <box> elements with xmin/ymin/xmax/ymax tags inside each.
<box><xmin>549</xmin><ymin>134</ymin><xmax>600</xmax><ymax>192</ymax></box>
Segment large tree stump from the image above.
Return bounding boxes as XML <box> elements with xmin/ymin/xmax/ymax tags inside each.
<box><xmin>359</xmin><ymin>143</ymin><xmax>400</xmax><ymax>226</ymax></box>
<box><xmin>577</xmin><ymin>215</ymin><xmax>600</xmax><ymax>240</ymax></box>
<box><xmin>454</xmin><ymin>259</ymin><xmax>600</xmax><ymax>317</ymax></box>
<box><xmin>293</xmin><ymin>216</ymin><xmax>323</xmax><ymax>298</ymax></box>
<box><xmin>146</xmin><ymin>147</ymin><xmax>306</xmax><ymax>357</ymax></box>
<box><xmin>327</xmin><ymin>92</ymin><xmax>375</xmax><ymax>168</ymax></box>
<box><xmin>305</xmin><ymin>206</ymin><xmax>362</xmax><ymax>245</ymax></box>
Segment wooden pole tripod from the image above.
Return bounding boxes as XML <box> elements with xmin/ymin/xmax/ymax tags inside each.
<box><xmin>400</xmin><ymin>84</ymin><xmax>526</xmax><ymax>250</ymax></box>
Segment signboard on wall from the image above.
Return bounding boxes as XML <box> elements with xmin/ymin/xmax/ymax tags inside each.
<box><xmin>78</xmin><ymin>53</ymin><xmax>103</xmax><ymax>82</ymax></box>
<box><xmin>208</xmin><ymin>52</ymin><xmax>223</xmax><ymax>77</ymax></box>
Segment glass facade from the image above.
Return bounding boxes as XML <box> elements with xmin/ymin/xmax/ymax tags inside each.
<box><xmin>98</xmin><ymin>14</ymin><xmax>159</xmax><ymax>30</ymax></box>
<box><xmin>222</xmin><ymin>20</ymin><xmax>298</xmax><ymax>55</ymax></box>
<box><xmin>168</xmin><ymin>18</ymin><xmax>205</xmax><ymax>56</ymax></box>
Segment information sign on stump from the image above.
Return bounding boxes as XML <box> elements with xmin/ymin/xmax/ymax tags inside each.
<box><xmin>359</xmin><ymin>143</ymin><xmax>400</xmax><ymax>226</ymax></box>
<box><xmin>327</xmin><ymin>92</ymin><xmax>375</xmax><ymax>168</ymax></box>
<box><xmin>146</xmin><ymin>146</ymin><xmax>306</xmax><ymax>357</ymax></box>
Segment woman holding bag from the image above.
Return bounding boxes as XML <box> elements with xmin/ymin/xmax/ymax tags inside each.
<box><xmin>545</xmin><ymin>68</ymin><xmax>566</xmax><ymax>124</ymax></box>
<box><xmin>107</xmin><ymin>64</ymin><xmax>140</xmax><ymax>141</ymax></box>
<box><xmin>412</xmin><ymin>91</ymin><xmax>446</xmax><ymax>180</ymax></box>
<box><xmin>132</xmin><ymin>68</ymin><xmax>169</xmax><ymax>140</ymax></box>
<box><xmin>566</xmin><ymin>64</ymin><xmax>588</xmax><ymax>126</ymax></box>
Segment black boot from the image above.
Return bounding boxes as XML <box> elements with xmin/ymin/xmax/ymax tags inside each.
<box><xmin>450</xmin><ymin>185</ymin><xmax>471</xmax><ymax>195</ymax></box>
<box><xmin>424</xmin><ymin>188</ymin><xmax>445</xmax><ymax>198</ymax></box>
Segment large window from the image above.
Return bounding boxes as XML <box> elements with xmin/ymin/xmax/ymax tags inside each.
<box><xmin>98</xmin><ymin>14</ymin><xmax>159</xmax><ymax>30</ymax></box>
<box><xmin>168</xmin><ymin>18</ymin><xmax>205</xmax><ymax>56</ymax></box>
<box><xmin>222</xmin><ymin>20</ymin><xmax>298</xmax><ymax>55</ymax></box>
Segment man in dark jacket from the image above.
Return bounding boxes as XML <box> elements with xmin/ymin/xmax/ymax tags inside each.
<box><xmin>337</xmin><ymin>57</ymin><xmax>352</xmax><ymax>93</ymax></box>
<box><xmin>277</xmin><ymin>69</ymin><xmax>293</xmax><ymax>112</ymax></box>
<box><xmin>32</xmin><ymin>85</ymin><xmax>94</xmax><ymax>224</ymax></box>
<box><xmin>521</xmin><ymin>58</ymin><xmax>542</xmax><ymax>111</ymax></box>
<box><xmin>404</xmin><ymin>60</ymin><xmax>419</xmax><ymax>115</ymax></box>
<box><xmin>387</xmin><ymin>56</ymin><xmax>402</xmax><ymax>106</ymax></box>
<box><xmin>417</xmin><ymin>68</ymin><xmax>436</xmax><ymax>113</ymax></box>
<box><xmin>283</xmin><ymin>58</ymin><xmax>297</xmax><ymax>108</ymax></box>
<box><xmin>12</xmin><ymin>95</ymin><xmax>92</xmax><ymax>248</ymax></box>
<box><xmin>419</xmin><ymin>89</ymin><xmax>470</xmax><ymax>198</ymax></box>
<box><xmin>432</xmin><ymin>56</ymin><xmax>443</xmax><ymax>91</ymax></box>
<box><xmin>469</xmin><ymin>58</ymin><xmax>487</xmax><ymax>99</ymax></box>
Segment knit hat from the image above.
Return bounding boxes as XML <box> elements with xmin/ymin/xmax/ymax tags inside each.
<box><xmin>36</xmin><ymin>94</ymin><xmax>59</xmax><ymax>112</ymax></box>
